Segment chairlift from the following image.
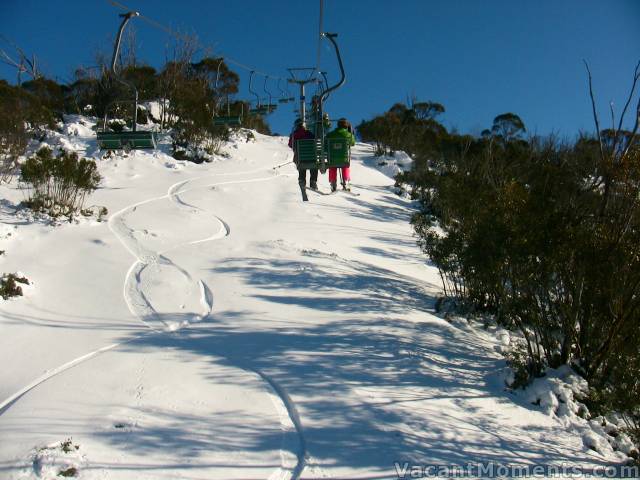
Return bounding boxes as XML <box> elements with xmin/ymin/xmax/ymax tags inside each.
<box><xmin>263</xmin><ymin>76</ymin><xmax>278</xmax><ymax>113</ymax></box>
<box><xmin>320</xmin><ymin>71</ymin><xmax>330</xmax><ymax>101</ymax></box>
<box><xmin>213</xmin><ymin>99</ymin><xmax>243</xmax><ymax>126</ymax></box>
<box><xmin>277</xmin><ymin>78</ymin><xmax>290</xmax><ymax>104</ymax></box>
<box><xmin>248</xmin><ymin>71</ymin><xmax>270</xmax><ymax>115</ymax></box>
<box><xmin>286</xmin><ymin>81</ymin><xmax>295</xmax><ymax>102</ymax></box>
<box><xmin>293</xmin><ymin>32</ymin><xmax>347</xmax><ymax>172</ymax></box>
<box><xmin>212</xmin><ymin>58</ymin><xmax>243</xmax><ymax>126</ymax></box>
<box><xmin>97</xmin><ymin>12</ymin><xmax>157</xmax><ymax>151</ymax></box>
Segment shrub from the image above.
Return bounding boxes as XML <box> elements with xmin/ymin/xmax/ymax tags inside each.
<box><xmin>107</xmin><ymin>119</ymin><xmax>125</xmax><ymax>133</ymax></box>
<box><xmin>363</xmin><ymin>92</ymin><xmax>640</xmax><ymax>457</ymax></box>
<box><xmin>21</xmin><ymin>77</ymin><xmax>66</xmax><ymax>118</ymax></box>
<box><xmin>136</xmin><ymin>106</ymin><xmax>149</xmax><ymax>125</ymax></box>
<box><xmin>0</xmin><ymin>114</ymin><xmax>27</xmax><ymax>183</ymax></box>
<box><xmin>58</xmin><ymin>467</ymin><xmax>78</xmax><ymax>477</ymax></box>
<box><xmin>409</xmin><ymin>121</ymin><xmax>640</xmax><ymax>453</ymax></box>
<box><xmin>20</xmin><ymin>147</ymin><xmax>101</xmax><ymax>217</ymax></box>
<box><xmin>0</xmin><ymin>273</ymin><xmax>29</xmax><ymax>300</ymax></box>
<box><xmin>0</xmin><ymin>80</ymin><xmax>55</xmax><ymax>183</ymax></box>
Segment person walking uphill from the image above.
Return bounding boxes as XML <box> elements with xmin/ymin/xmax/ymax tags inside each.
<box><xmin>288</xmin><ymin>118</ymin><xmax>319</xmax><ymax>190</ymax></box>
<box><xmin>326</xmin><ymin>118</ymin><xmax>356</xmax><ymax>192</ymax></box>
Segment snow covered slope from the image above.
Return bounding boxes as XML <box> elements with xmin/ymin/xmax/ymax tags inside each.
<box><xmin>0</xmin><ymin>121</ymin><xmax>629</xmax><ymax>479</ymax></box>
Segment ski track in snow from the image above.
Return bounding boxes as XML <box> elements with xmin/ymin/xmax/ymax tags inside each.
<box><xmin>0</xmin><ymin>152</ymin><xmax>308</xmax><ymax>479</ymax></box>
<box><xmin>0</xmin><ymin>336</ymin><xmax>150</xmax><ymax>416</ymax></box>
<box><xmin>110</xmin><ymin>158</ymin><xmax>308</xmax><ymax>479</ymax></box>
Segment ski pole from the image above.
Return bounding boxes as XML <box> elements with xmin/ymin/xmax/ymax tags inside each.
<box><xmin>272</xmin><ymin>159</ymin><xmax>294</xmax><ymax>170</ymax></box>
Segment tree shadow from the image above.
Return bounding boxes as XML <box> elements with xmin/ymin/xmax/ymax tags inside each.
<box><xmin>98</xmin><ymin>255</ymin><xmax>613</xmax><ymax>474</ymax></box>
<box><xmin>213</xmin><ymin>256</ymin><xmax>436</xmax><ymax>314</ymax></box>
<box><xmin>342</xmin><ymin>191</ymin><xmax>415</xmax><ymax>225</ymax></box>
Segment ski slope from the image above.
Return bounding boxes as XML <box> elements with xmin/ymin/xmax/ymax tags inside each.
<box><xmin>0</xmin><ymin>123</ymin><xmax>626</xmax><ymax>479</ymax></box>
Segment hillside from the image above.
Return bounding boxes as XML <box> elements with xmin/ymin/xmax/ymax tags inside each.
<box><xmin>0</xmin><ymin>119</ymin><xmax>630</xmax><ymax>479</ymax></box>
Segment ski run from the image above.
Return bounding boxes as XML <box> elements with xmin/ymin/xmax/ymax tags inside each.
<box><xmin>0</xmin><ymin>117</ymin><xmax>635</xmax><ymax>479</ymax></box>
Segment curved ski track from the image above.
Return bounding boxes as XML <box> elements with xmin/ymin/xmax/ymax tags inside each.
<box><xmin>0</xmin><ymin>155</ymin><xmax>308</xmax><ymax>479</ymax></box>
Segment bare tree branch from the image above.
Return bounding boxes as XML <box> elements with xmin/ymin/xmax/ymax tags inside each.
<box><xmin>621</xmin><ymin>65</ymin><xmax>640</xmax><ymax>160</ymax></box>
<box><xmin>617</xmin><ymin>61</ymin><xmax>640</xmax><ymax>133</ymax></box>
<box><xmin>610</xmin><ymin>102</ymin><xmax>615</xmax><ymax>131</ymax></box>
<box><xmin>609</xmin><ymin>102</ymin><xmax>619</xmax><ymax>156</ymax></box>
<box><xmin>584</xmin><ymin>60</ymin><xmax>605</xmax><ymax>161</ymax></box>
<box><xmin>0</xmin><ymin>36</ymin><xmax>40</xmax><ymax>82</ymax></box>
<box><xmin>0</xmin><ymin>48</ymin><xmax>23</xmax><ymax>69</ymax></box>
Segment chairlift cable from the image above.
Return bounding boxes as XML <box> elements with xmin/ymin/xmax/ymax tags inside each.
<box><xmin>315</xmin><ymin>0</ymin><xmax>324</xmax><ymax>78</ymax></box>
<box><xmin>107</xmin><ymin>0</ymin><xmax>287</xmax><ymax>81</ymax></box>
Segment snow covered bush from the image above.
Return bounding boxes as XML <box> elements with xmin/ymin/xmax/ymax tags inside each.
<box><xmin>19</xmin><ymin>147</ymin><xmax>101</xmax><ymax>217</ymax></box>
<box><xmin>159</xmin><ymin>57</ymin><xmax>239</xmax><ymax>160</ymax></box>
<box><xmin>29</xmin><ymin>438</ymin><xmax>84</xmax><ymax>479</ymax></box>
<box><xmin>0</xmin><ymin>273</ymin><xmax>29</xmax><ymax>300</ymax></box>
<box><xmin>106</xmin><ymin>119</ymin><xmax>125</xmax><ymax>133</ymax></box>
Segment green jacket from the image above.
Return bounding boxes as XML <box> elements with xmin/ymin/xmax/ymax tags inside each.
<box><xmin>325</xmin><ymin>127</ymin><xmax>356</xmax><ymax>148</ymax></box>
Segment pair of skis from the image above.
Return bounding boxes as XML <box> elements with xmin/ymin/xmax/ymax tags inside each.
<box><xmin>300</xmin><ymin>184</ymin><xmax>359</xmax><ymax>201</ymax></box>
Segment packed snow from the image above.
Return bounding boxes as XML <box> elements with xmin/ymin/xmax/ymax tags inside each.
<box><xmin>0</xmin><ymin>117</ymin><xmax>635</xmax><ymax>479</ymax></box>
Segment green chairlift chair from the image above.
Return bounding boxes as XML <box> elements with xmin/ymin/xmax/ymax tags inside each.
<box><xmin>325</xmin><ymin>137</ymin><xmax>351</xmax><ymax>168</ymax></box>
<box><xmin>96</xmin><ymin>12</ymin><xmax>157</xmax><ymax>151</ymax></box>
<box><xmin>212</xmin><ymin>60</ymin><xmax>243</xmax><ymax>126</ymax></box>
<box><xmin>296</xmin><ymin>138</ymin><xmax>325</xmax><ymax>172</ymax></box>
<box><xmin>213</xmin><ymin>99</ymin><xmax>243</xmax><ymax>126</ymax></box>
<box><xmin>97</xmin><ymin>129</ymin><xmax>157</xmax><ymax>151</ymax></box>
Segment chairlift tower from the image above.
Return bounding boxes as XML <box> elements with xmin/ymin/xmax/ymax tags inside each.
<box><xmin>287</xmin><ymin>68</ymin><xmax>321</xmax><ymax>128</ymax></box>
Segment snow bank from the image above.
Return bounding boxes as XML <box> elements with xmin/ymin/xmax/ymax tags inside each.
<box><xmin>358</xmin><ymin>144</ymin><xmax>413</xmax><ymax>179</ymax></box>
<box><xmin>459</xmin><ymin>317</ymin><xmax>638</xmax><ymax>463</ymax></box>
<box><xmin>0</xmin><ymin>223</ymin><xmax>17</xmax><ymax>242</ymax></box>
<box><xmin>61</xmin><ymin>115</ymin><xmax>96</xmax><ymax>138</ymax></box>
<box><xmin>22</xmin><ymin>439</ymin><xmax>87</xmax><ymax>479</ymax></box>
<box><xmin>143</xmin><ymin>100</ymin><xmax>169</xmax><ymax>123</ymax></box>
<box><xmin>508</xmin><ymin>353</ymin><xmax>635</xmax><ymax>460</ymax></box>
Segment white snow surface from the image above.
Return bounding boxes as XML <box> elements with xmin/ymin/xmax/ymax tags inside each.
<box><xmin>362</xmin><ymin>149</ymin><xmax>413</xmax><ymax>179</ymax></box>
<box><xmin>0</xmin><ymin>123</ymin><xmax>632</xmax><ymax>479</ymax></box>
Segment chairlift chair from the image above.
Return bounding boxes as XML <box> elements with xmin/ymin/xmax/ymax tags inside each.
<box><xmin>325</xmin><ymin>137</ymin><xmax>351</xmax><ymax>168</ymax></box>
<box><xmin>96</xmin><ymin>12</ymin><xmax>157</xmax><ymax>151</ymax></box>
<box><xmin>277</xmin><ymin>78</ymin><xmax>290</xmax><ymax>104</ymax></box>
<box><xmin>263</xmin><ymin>77</ymin><xmax>278</xmax><ymax>113</ymax></box>
<box><xmin>213</xmin><ymin>103</ymin><xmax>243</xmax><ymax>126</ymax></box>
<box><xmin>248</xmin><ymin>71</ymin><xmax>271</xmax><ymax>115</ymax></box>
<box><xmin>212</xmin><ymin>59</ymin><xmax>243</xmax><ymax>126</ymax></box>
<box><xmin>296</xmin><ymin>138</ymin><xmax>325</xmax><ymax>172</ymax></box>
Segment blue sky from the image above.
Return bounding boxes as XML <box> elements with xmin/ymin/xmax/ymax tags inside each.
<box><xmin>1</xmin><ymin>0</ymin><xmax>639</xmax><ymax>137</ymax></box>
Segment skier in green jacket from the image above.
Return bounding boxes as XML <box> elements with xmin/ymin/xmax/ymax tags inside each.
<box><xmin>325</xmin><ymin>118</ymin><xmax>356</xmax><ymax>192</ymax></box>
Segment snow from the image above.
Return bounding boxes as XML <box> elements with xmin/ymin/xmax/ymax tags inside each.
<box><xmin>362</xmin><ymin>148</ymin><xmax>413</xmax><ymax>179</ymax></box>
<box><xmin>143</xmin><ymin>101</ymin><xmax>168</xmax><ymax>124</ymax></box>
<box><xmin>0</xmin><ymin>119</ymin><xmax>635</xmax><ymax>479</ymax></box>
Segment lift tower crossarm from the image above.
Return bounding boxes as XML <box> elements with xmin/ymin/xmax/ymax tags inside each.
<box><xmin>287</xmin><ymin>68</ymin><xmax>320</xmax><ymax>128</ymax></box>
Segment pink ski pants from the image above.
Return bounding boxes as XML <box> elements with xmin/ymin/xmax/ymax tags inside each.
<box><xmin>329</xmin><ymin>167</ymin><xmax>351</xmax><ymax>183</ymax></box>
